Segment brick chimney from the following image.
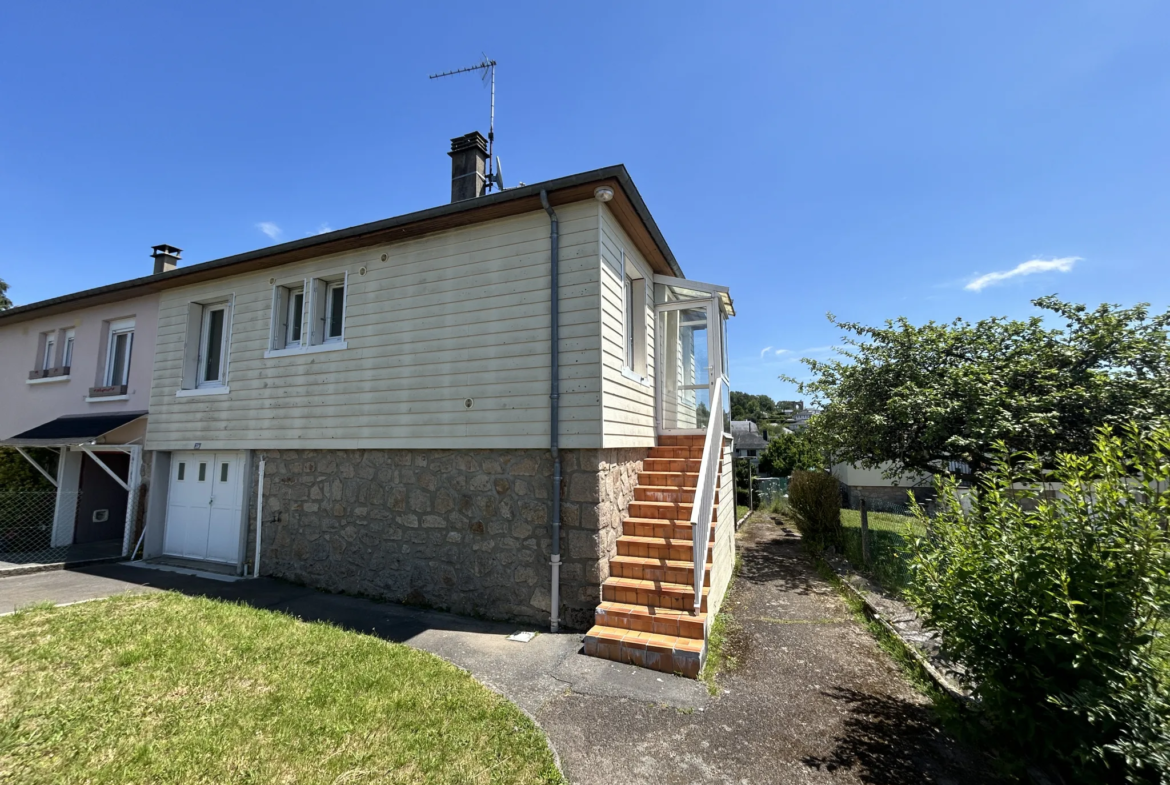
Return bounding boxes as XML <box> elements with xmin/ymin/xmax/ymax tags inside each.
<box><xmin>151</xmin><ymin>244</ymin><xmax>181</xmax><ymax>274</ymax></box>
<box><xmin>449</xmin><ymin>132</ymin><xmax>488</xmax><ymax>202</ymax></box>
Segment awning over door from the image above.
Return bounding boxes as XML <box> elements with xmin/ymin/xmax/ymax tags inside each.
<box><xmin>1</xmin><ymin>412</ymin><xmax>147</xmax><ymax>447</ymax></box>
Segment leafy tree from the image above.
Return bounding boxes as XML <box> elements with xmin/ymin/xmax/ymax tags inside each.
<box><xmin>758</xmin><ymin>430</ymin><xmax>823</xmax><ymax>477</ymax></box>
<box><xmin>0</xmin><ymin>448</ymin><xmax>57</xmax><ymax>490</ymax></box>
<box><xmin>906</xmin><ymin>427</ymin><xmax>1170</xmax><ymax>781</ymax></box>
<box><xmin>786</xmin><ymin>297</ymin><xmax>1170</xmax><ymax>484</ymax></box>
<box><xmin>0</xmin><ymin>277</ymin><xmax>11</xmax><ymax>310</ymax></box>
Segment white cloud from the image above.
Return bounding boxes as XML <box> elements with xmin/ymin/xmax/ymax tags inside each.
<box><xmin>965</xmin><ymin>257</ymin><xmax>1079</xmax><ymax>292</ymax></box>
<box><xmin>308</xmin><ymin>223</ymin><xmax>333</xmax><ymax>236</ymax></box>
<box><xmin>774</xmin><ymin>348</ymin><xmax>791</xmax><ymax>356</ymax></box>
<box><xmin>256</xmin><ymin>222</ymin><xmax>282</xmax><ymax>240</ymax></box>
<box><xmin>760</xmin><ymin>346</ymin><xmax>773</xmax><ymax>358</ymax></box>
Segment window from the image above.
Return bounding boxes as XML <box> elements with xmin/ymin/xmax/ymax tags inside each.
<box><xmin>286</xmin><ymin>286</ymin><xmax>305</xmax><ymax>346</ymax></box>
<box><xmin>104</xmin><ymin>319</ymin><xmax>134</xmax><ymax>387</ymax></box>
<box><xmin>198</xmin><ymin>304</ymin><xmax>229</xmax><ymax>387</ymax></box>
<box><xmin>197</xmin><ymin>462</ymin><xmax>207</xmax><ymax>482</ymax></box>
<box><xmin>324</xmin><ymin>280</ymin><xmax>345</xmax><ymax>342</ymax></box>
<box><xmin>42</xmin><ymin>335</ymin><xmax>56</xmax><ymax>371</ymax></box>
<box><xmin>268</xmin><ymin>274</ymin><xmax>348</xmax><ymax>354</ymax></box>
<box><xmin>177</xmin><ymin>462</ymin><xmax>186</xmax><ymax>481</ymax></box>
<box><xmin>624</xmin><ymin>274</ymin><xmax>635</xmax><ymax>370</ymax></box>
<box><xmin>63</xmin><ymin>329</ymin><xmax>75</xmax><ymax>369</ymax></box>
<box><xmin>220</xmin><ymin>462</ymin><xmax>230</xmax><ymax>482</ymax></box>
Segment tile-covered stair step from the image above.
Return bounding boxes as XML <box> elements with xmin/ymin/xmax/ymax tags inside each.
<box><xmin>642</xmin><ymin>458</ymin><xmax>705</xmax><ymax>474</ymax></box>
<box><xmin>622</xmin><ymin>517</ymin><xmax>719</xmax><ymax>540</ymax></box>
<box><xmin>602</xmin><ymin>576</ymin><xmax>710</xmax><ymax>612</ymax></box>
<box><xmin>637</xmin><ymin>471</ymin><xmax>700</xmax><ymax>488</ymax></box>
<box><xmin>610</xmin><ymin>554</ymin><xmax>710</xmax><ymax>586</ymax></box>
<box><xmin>583</xmin><ymin>625</ymin><xmax>705</xmax><ymax>678</ymax></box>
<box><xmin>634</xmin><ymin>485</ymin><xmax>722</xmax><ymax>504</ymax></box>
<box><xmin>594</xmin><ymin>600</ymin><xmax>707</xmax><ymax>638</ymax></box>
<box><xmin>648</xmin><ymin>446</ymin><xmax>706</xmax><ymax>460</ymax></box>
<box><xmin>628</xmin><ymin>500</ymin><xmax>718</xmax><ymax>521</ymax></box>
<box><xmin>616</xmin><ymin>534</ymin><xmax>713</xmax><ymax>562</ymax></box>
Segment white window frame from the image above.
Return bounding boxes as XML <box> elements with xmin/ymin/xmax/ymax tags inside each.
<box><xmin>624</xmin><ymin>273</ymin><xmax>635</xmax><ymax>371</ymax></box>
<box><xmin>266</xmin><ymin>272</ymin><xmax>349</xmax><ymax>358</ymax></box>
<box><xmin>617</xmin><ymin>249</ymin><xmax>648</xmax><ymax>383</ymax></box>
<box><xmin>103</xmin><ymin>318</ymin><xmax>135</xmax><ymax>387</ymax></box>
<box><xmin>197</xmin><ymin>303</ymin><xmax>230</xmax><ymax>388</ymax></box>
<box><xmin>63</xmin><ymin>328</ymin><xmax>75</xmax><ymax>369</ymax></box>
<box><xmin>322</xmin><ymin>278</ymin><xmax>346</xmax><ymax>343</ymax></box>
<box><xmin>285</xmin><ymin>286</ymin><xmax>305</xmax><ymax>348</ymax></box>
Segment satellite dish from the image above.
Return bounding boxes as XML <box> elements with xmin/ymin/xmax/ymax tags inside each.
<box><xmin>492</xmin><ymin>156</ymin><xmax>504</xmax><ymax>190</ymax></box>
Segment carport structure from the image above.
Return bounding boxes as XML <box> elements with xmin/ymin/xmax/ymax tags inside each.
<box><xmin>1</xmin><ymin>412</ymin><xmax>147</xmax><ymax>570</ymax></box>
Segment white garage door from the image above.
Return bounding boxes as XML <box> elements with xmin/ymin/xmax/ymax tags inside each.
<box><xmin>164</xmin><ymin>451</ymin><xmax>246</xmax><ymax>564</ymax></box>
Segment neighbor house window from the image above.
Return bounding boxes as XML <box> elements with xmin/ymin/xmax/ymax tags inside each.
<box><xmin>198</xmin><ymin>303</ymin><xmax>229</xmax><ymax>387</ymax></box>
<box><xmin>62</xmin><ymin>329</ymin><xmax>75</xmax><ymax>369</ymax></box>
<box><xmin>42</xmin><ymin>334</ymin><xmax>56</xmax><ymax>371</ymax></box>
<box><xmin>103</xmin><ymin>319</ymin><xmax>134</xmax><ymax>387</ymax></box>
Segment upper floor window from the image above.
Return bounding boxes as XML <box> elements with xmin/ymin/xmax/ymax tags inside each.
<box><xmin>42</xmin><ymin>333</ymin><xmax>56</xmax><ymax>371</ymax></box>
<box><xmin>178</xmin><ymin>299</ymin><xmax>232</xmax><ymax>395</ymax></box>
<box><xmin>103</xmin><ymin>318</ymin><xmax>134</xmax><ymax>387</ymax></box>
<box><xmin>198</xmin><ymin>303</ymin><xmax>229</xmax><ymax>387</ymax></box>
<box><xmin>63</xmin><ymin>329</ymin><xmax>75</xmax><ymax>369</ymax></box>
<box><xmin>624</xmin><ymin>274</ymin><xmax>635</xmax><ymax>370</ymax></box>
<box><xmin>618</xmin><ymin>249</ymin><xmax>647</xmax><ymax>379</ymax></box>
<box><xmin>268</xmin><ymin>273</ymin><xmax>348</xmax><ymax>355</ymax></box>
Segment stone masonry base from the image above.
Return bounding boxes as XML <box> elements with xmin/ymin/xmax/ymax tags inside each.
<box><xmin>246</xmin><ymin>448</ymin><xmax>647</xmax><ymax>630</ymax></box>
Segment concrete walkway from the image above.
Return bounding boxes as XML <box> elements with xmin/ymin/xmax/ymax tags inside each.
<box><xmin>0</xmin><ymin>519</ymin><xmax>997</xmax><ymax>783</ymax></box>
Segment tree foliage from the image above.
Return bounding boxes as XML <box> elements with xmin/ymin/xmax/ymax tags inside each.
<box><xmin>758</xmin><ymin>430</ymin><xmax>823</xmax><ymax>477</ymax></box>
<box><xmin>786</xmin><ymin>470</ymin><xmax>842</xmax><ymax>550</ymax></box>
<box><xmin>730</xmin><ymin>391</ymin><xmax>800</xmax><ymax>436</ymax></box>
<box><xmin>906</xmin><ymin>427</ymin><xmax>1170</xmax><ymax>782</ymax></box>
<box><xmin>0</xmin><ymin>277</ymin><xmax>11</xmax><ymax>310</ymax></box>
<box><xmin>788</xmin><ymin>297</ymin><xmax>1170</xmax><ymax>483</ymax></box>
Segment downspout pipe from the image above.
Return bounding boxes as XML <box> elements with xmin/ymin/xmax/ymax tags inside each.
<box><xmin>541</xmin><ymin>189</ymin><xmax>562</xmax><ymax>633</ymax></box>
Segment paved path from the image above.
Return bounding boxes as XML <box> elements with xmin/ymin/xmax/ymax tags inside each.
<box><xmin>534</xmin><ymin>516</ymin><xmax>999</xmax><ymax>784</ymax></box>
<box><xmin>0</xmin><ymin>519</ymin><xmax>996</xmax><ymax>783</ymax></box>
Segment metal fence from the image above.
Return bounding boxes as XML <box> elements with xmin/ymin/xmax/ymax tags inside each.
<box><xmin>0</xmin><ymin>490</ymin><xmax>79</xmax><ymax>567</ymax></box>
<box><xmin>755</xmin><ymin>476</ymin><xmax>788</xmax><ymax>504</ymax></box>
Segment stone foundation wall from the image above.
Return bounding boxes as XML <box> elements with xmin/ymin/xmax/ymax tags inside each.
<box><xmin>245</xmin><ymin>447</ymin><xmax>646</xmax><ymax>630</ymax></box>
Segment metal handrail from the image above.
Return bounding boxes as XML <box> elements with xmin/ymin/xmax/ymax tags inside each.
<box><xmin>690</xmin><ymin>376</ymin><xmax>724</xmax><ymax>616</ymax></box>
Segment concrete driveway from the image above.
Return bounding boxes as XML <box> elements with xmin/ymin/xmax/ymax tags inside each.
<box><xmin>0</xmin><ymin>518</ymin><xmax>997</xmax><ymax>783</ymax></box>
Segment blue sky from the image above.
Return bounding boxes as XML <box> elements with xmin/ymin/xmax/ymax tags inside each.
<box><xmin>2</xmin><ymin>2</ymin><xmax>1167</xmax><ymax>403</ymax></box>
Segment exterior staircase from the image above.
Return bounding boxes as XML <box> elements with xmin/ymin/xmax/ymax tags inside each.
<box><xmin>583</xmin><ymin>434</ymin><xmax>719</xmax><ymax>678</ymax></box>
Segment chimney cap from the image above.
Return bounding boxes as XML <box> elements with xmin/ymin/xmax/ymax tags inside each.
<box><xmin>449</xmin><ymin>131</ymin><xmax>488</xmax><ymax>156</ymax></box>
<box><xmin>151</xmin><ymin>244</ymin><xmax>182</xmax><ymax>258</ymax></box>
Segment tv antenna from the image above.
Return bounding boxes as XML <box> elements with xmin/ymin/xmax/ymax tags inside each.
<box><xmin>430</xmin><ymin>55</ymin><xmax>502</xmax><ymax>192</ymax></box>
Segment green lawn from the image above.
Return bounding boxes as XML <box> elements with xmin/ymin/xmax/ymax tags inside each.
<box><xmin>839</xmin><ymin>509</ymin><xmax>923</xmax><ymax>596</ymax></box>
<box><xmin>0</xmin><ymin>593</ymin><xmax>564</xmax><ymax>785</ymax></box>
<box><xmin>736</xmin><ymin>504</ymin><xmax>749</xmax><ymax>521</ymax></box>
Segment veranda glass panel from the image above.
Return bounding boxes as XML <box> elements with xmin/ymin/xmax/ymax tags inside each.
<box><xmin>659</xmin><ymin>306</ymin><xmax>711</xmax><ymax>429</ymax></box>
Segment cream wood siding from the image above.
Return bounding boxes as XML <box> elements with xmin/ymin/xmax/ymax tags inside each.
<box><xmin>599</xmin><ymin>204</ymin><xmax>656</xmax><ymax>448</ymax></box>
<box><xmin>146</xmin><ymin>202</ymin><xmax>601</xmax><ymax>451</ymax></box>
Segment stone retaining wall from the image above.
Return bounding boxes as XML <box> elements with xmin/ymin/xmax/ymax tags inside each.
<box><xmin>245</xmin><ymin>448</ymin><xmax>646</xmax><ymax>630</ymax></box>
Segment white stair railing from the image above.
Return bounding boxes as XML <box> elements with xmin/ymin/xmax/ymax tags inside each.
<box><xmin>690</xmin><ymin>376</ymin><xmax>724</xmax><ymax>616</ymax></box>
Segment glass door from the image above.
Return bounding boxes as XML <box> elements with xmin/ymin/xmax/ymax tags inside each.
<box><xmin>654</xmin><ymin>276</ymin><xmax>732</xmax><ymax>434</ymax></box>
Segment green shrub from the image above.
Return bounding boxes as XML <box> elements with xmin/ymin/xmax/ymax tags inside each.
<box><xmin>787</xmin><ymin>470</ymin><xmax>842</xmax><ymax>549</ymax></box>
<box><xmin>906</xmin><ymin>426</ymin><xmax>1170</xmax><ymax>782</ymax></box>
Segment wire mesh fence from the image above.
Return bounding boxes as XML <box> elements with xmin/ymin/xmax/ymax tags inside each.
<box><xmin>0</xmin><ymin>490</ymin><xmax>80</xmax><ymax>566</ymax></box>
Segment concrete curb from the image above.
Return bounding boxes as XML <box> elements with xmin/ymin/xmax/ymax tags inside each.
<box><xmin>0</xmin><ymin>555</ymin><xmax>125</xmax><ymax>579</ymax></box>
<box><xmin>823</xmin><ymin>557</ymin><xmax>969</xmax><ymax>706</ymax></box>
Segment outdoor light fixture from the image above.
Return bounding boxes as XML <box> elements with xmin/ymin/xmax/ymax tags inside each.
<box><xmin>594</xmin><ymin>186</ymin><xmax>614</xmax><ymax>202</ymax></box>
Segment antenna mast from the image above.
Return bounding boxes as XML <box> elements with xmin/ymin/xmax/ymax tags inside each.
<box><xmin>430</xmin><ymin>56</ymin><xmax>499</xmax><ymax>192</ymax></box>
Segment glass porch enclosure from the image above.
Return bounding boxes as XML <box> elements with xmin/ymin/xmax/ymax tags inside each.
<box><xmin>654</xmin><ymin>276</ymin><xmax>734</xmax><ymax>435</ymax></box>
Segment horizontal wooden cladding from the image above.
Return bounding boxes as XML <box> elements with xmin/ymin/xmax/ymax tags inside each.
<box><xmin>147</xmin><ymin>201</ymin><xmax>603</xmax><ymax>451</ymax></box>
<box><xmin>600</xmin><ymin>205</ymin><xmax>657</xmax><ymax>448</ymax></box>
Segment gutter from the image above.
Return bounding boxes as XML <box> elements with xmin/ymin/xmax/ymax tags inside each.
<box><xmin>540</xmin><ymin>189</ymin><xmax>562</xmax><ymax>633</ymax></box>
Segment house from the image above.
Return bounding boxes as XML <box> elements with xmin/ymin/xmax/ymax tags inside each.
<box><xmin>0</xmin><ymin>249</ymin><xmax>176</xmax><ymax>567</ymax></box>
<box><xmin>0</xmin><ymin>133</ymin><xmax>736</xmax><ymax>676</ymax></box>
<box><xmin>832</xmin><ymin>462</ymin><xmax>933</xmax><ymax>510</ymax></box>
<box><xmin>731</xmin><ymin>420</ymin><xmax>768</xmax><ymax>459</ymax></box>
<box><xmin>788</xmin><ymin>406</ymin><xmax>820</xmax><ymax>432</ymax></box>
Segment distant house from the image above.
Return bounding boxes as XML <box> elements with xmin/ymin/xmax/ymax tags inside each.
<box><xmin>731</xmin><ymin>420</ymin><xmax>768</xmax><ymax>459</ymax></box>
<box><xmin>788</xmin><ymin>407</ymin><xmax>820</xmax><ymax>432</ymax></box>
